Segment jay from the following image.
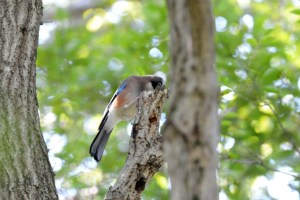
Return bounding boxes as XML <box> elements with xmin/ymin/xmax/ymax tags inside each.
<box><xmin>90</xmin><ymin>75</ymin><xmax>164</xmax><ymax>162</ymax></box>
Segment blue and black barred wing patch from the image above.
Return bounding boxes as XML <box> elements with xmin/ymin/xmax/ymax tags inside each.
<box><xmin>116</xmin><ymin>82</ymin><xmax>127</xmax><ymax>95</ymax></box>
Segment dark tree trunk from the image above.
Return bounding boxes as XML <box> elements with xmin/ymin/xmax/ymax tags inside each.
<box><xmin>164</xmin><ymin>0</ymin><xmax>219</xmax><ymax>199</ymax></box>
<box><xmin>0</xmin><ymin>0</ymin><xmax>58</xmax><ymax>199</ymax></box>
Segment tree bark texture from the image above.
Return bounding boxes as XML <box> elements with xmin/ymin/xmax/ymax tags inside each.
<box><xmin>164</xmin><ymin>1</ymin><xmax>219</xmax><ymax>200</ymax></box>
<box><xmin>0</xmin><ymin>1</ymin><xmax>58</xmax><ymax>199</ymax></box>
<box><xmin>105</xmin><ymin>89</ymin><xmax>167</xmax><ymax>200</ymax></box>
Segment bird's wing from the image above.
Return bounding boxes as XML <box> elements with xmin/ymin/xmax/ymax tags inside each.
<box><xmin>89</xmin><ymin>81</ymin><xmax>128</xmax><ymax>159</ymax></box>
<box><xmin>98</xmin><ymin>80</ymin><xmax>127</xmax><ymax>130</ymax></box>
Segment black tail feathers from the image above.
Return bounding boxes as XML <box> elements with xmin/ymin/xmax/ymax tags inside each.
<box><xmin>90</xmin><ymin>129</ymin><xmax>113</xmax><ymax>162</ymax></box>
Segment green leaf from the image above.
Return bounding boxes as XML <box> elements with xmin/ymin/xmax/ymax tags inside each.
<box><xmin>225</xmin><ymin>112</ymin><xmax>239</xmax><ymax>118</ymax></box>
<box><xmin>262</xmin><ymin>68</ymin><xmax>282</xmax><ymax>82</ymax></box>
<box><xmin>228</xmin><ymin>153</ymin><xmax>240</xmax><ymax>159</ymax></box>
<box><xmin>220</xmin><ymin>89</ymin><xmax>232</xmax><ymax>96</ymax></box>
<box><xmin>247</xmin><ymin>38</ymin><xmax>257</xmax><ymax>47</ymax></box>
<box><xmin>221</xmin><ymin>120</ymin><xmax>232</xmax><ymax>126</ymax></box>
<box><xmin>264</xmin><ymin>85</ymin><xmax>279</xmax><ymax>93</ymax></box>
<box><xmin>264</xmin><ymin>29</ymin><xmax>274</xmax><ymax>36</ymax></box>
<box><xmin>291</xmin><ymin>9</ymin><xmax>300</xmax><ymax>15</ymax></box>
<box><xmin>261</xmin><ymin>36</ymin><xmax>275</xmax><ymax>44</ymax></box>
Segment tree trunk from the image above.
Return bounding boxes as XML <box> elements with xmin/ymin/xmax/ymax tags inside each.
<box><xmin>0</xmin><ymin>1</ymin><xmax>58</xmax><ymax>199</ymax></box>
<box><xmin>164</xmin><ymin>1</ymin><xmax>219</xmax><ymax>200</ymax></box>
<box><xmin>105</xmin><ymin>88</ymin><xmax>167</xmax><ymax>200</ymax></box>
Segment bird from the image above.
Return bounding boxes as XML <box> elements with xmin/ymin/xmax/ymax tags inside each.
<box><xmin>90</xmin><ymin>75</ymin><xmax>164</xmax><ymax>162</ymax></box>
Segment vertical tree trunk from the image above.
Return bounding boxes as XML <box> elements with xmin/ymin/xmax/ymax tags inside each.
<box><xmin>164</xmin><ymin>1</ymin><xmax>219</xmax><ymax>200</ymax></box>
<box><xmin>0</xmin><ymin>1</ymin><xmax>58</xmax><ymax>199</ymax></box>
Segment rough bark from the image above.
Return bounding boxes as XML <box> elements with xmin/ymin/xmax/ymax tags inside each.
<box><xmin>105</xmin><ymin>88</ymin><xmax>167</xmax><ymax>200</ymax></box>
<box><xmin>0</xmin><ymin>1</ymin><xmax>58</xmax><ymax>199</ymax></box>
<box><xmin>164</xmin><ymin>1</ymin><xmax>219</xmax><ymax>200</ymax></box>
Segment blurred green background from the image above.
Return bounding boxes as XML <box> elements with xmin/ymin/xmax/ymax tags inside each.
<box><xmin>37</xmin><ymin>0</ymin><xmax>300</xmax><ymax>199</ymax></box>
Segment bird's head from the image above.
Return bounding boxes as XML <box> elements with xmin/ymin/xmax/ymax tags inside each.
<box><xmin>150</xmin><ymin>76</ymin><xmax>164</xmax><ymax>90</ymax></box>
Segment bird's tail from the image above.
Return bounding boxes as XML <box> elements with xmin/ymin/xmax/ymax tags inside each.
<box><xmin>89</xmin><ymin>115</ymin><xmax>114</xmax><ymax>162</ymax></box>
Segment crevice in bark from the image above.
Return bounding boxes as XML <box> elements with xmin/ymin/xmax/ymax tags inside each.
<box><xmin>135</xmin><ymin>177</ymin><xmax>146</xmax><ymax>193</ymax></box>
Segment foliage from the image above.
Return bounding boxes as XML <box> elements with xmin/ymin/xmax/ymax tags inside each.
<box><xmin>37</xmin><ymin>0</ymin><xmax>300</xmax><ymax>199</ymax></box>
<box><xmin>214</xmin><ymin>0</ymin><xmax>300</xmax><ymax>199</ymax></box>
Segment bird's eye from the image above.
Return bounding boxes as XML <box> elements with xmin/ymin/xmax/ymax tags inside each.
<box><xmin>158</xmin><ymin>82</ymin><xmax>162</xmax><ymax>86</ymax></box>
